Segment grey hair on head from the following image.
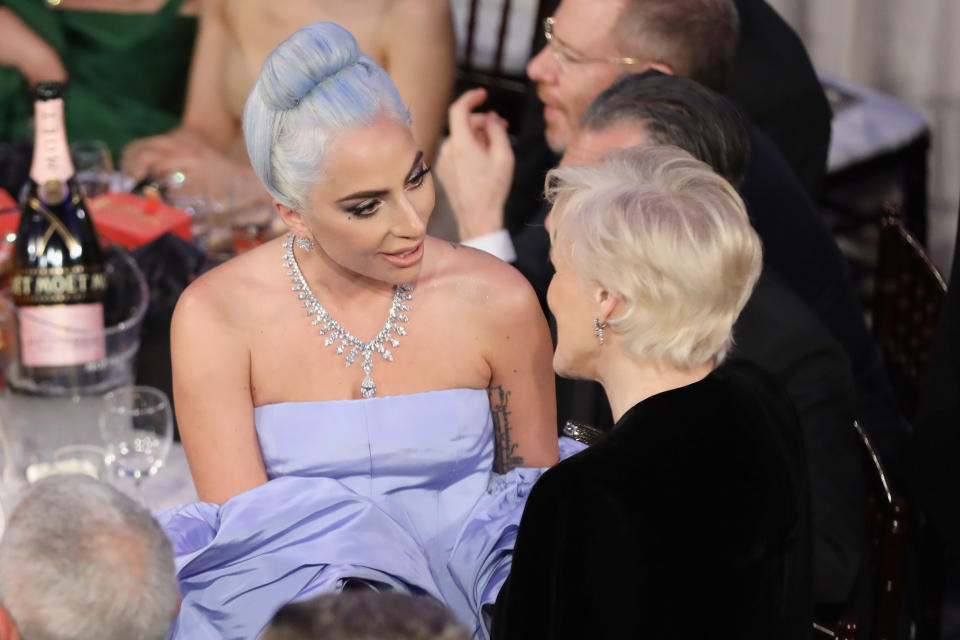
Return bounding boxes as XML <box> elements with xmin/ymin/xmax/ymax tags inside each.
<box><xmin>580</xmin><ymin>72</ymin><xmax>751</xmax><ymax>188</ymax></box>
<box><xmin>0</xmin><ymin>475</ymin><xmax>179</xmax><ymax>640</ymax></box>
<box><xmin>243</xmin><ymin>22</ymin><xmax>411</xmax><ymax>212</ymax></box>
<box><xmin>263</xmin><ymin>591</ymin><xmax>472</xmax><ymax>640</ymax></box>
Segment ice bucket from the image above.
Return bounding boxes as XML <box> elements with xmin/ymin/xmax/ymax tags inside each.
<box><xmin>0</xmin><ymin>245</ymin><xmax>149</xmax><ymax>395</ymax></box>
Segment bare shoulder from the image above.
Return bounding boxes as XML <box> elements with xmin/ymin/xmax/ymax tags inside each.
<box><xmin>424</xmin><ymin>237</ymin><xmax>542</xmax><ymax>320</ymax></box>
<box><xmin>382</xmin><ymin>0</ymin><xmax>451</xmax><ymax>22</ymax></box>
<box><xmin>172</xmin><ymin>238</ymin><xmax>283</xmax><ymax>333</ymax></box>
<box><xmin>202</xmin><ymin>0</ymin><xmax>226</xmax><ymax>19</ymax></box>
<box><xmin>377</xmin><ymin>0</ymin><xmax>452</xmax><ymax>48</ymax></box>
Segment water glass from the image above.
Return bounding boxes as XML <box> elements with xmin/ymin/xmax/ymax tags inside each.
<box><xmin>100</xmin><ymin>386</ymin><xmax>173</xmax><ymax>488</ymax></box>
<box><xmin>70</xmin><ymin>139</ymin><xmax>114</xmax><ymax>199</ymax></box>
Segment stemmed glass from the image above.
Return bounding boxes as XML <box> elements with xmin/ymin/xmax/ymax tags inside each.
<box><xmin>99</xmin><ymin>386</ymin><xmax>173</xmax><ymax>499</ymax></box>
<box><xmin>70</xmin><ymin>139</ymin><xmax>114</xmax><ymax>199</ymax></box>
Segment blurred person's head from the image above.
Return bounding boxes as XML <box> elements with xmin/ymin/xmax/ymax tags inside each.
<box><xmin>262</xmin><ymin>591</ymin><xmax>471</xmax><ymax>640</ymax></box>
<box><xmin>0</xmin><ymin>475</ymin><xmax>179</xmax><ymax>640</ymax></box>
<box><xmin>527</xmin><ymin>0</ymin><xmax>739</xmax><ymax>153</ymax></box>
<box><xmin>545</xmin><ymin>146</ymin><xmax>761</xmax><ymax>382</ymax></box>
<box><xmin>244</xmin><ymin>22</ymin><xmax>433</xmax><ymax>285</ymax></box>
<box><xmin>567</xmin><ymin>72</ymin><xmax>750</xmax><ymax>188</ymax></box>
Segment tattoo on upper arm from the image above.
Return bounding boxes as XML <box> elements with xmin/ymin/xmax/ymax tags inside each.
<box><xmin>489</xmin><ymin>385</ymin><xmax>524</xmax><ymax>473</ymax></box>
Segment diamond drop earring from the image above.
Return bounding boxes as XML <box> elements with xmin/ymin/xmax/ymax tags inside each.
<box><xmin>296</xmin><ymin>236</ymin><xmax>315</xmax><ymax>251</ymax></box>
<box><xmin>593</xmin><ymin>317</ymin><xmax>607</xmax><ymax>345</ymax></box>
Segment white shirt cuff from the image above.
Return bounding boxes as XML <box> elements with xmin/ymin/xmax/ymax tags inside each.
<box><xmin>461</xmin><ymin>229</ymin><xmax>517</xmax><ymax>263</ymax></box>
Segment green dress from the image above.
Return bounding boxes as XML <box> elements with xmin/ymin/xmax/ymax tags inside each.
<box><xmin>0</xmin><ymin>0</ymin><xmax>197</xmax><ymax>165</ymax></box>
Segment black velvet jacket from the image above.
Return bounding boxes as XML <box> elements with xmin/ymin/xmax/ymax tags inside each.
<box><xmin>492</xmin><ymin>360</ymin><xmax>813</xmax><ymax>639</ymax></box>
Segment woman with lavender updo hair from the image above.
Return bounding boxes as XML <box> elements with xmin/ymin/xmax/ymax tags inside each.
<box><xmin>493</xmin><ymin>146</ymin><xmax>813</xmax><ymax>639</ymax></box>
<box><xmin>155</xmin><ymin>22</ymin><xmax>574</xmax><ymax>639</ymax></box>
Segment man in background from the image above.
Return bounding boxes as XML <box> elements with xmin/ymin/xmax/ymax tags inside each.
<box><xmin>498</xmin><ymin>0</ymin><xmax>830</xmax><ymax>229</ymax></box>
<box><xmin>0</xmin><ymin>475</ymin><xmax>179</xmax><ymax>640</ymax></box>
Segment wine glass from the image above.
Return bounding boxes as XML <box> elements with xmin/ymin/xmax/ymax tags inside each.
<box><xmin>99</xmin><ymin>386</ymin><xmax>173</xmax><ymax>497</ymax></box>
<box><xmin>70</xmin><ymin>139</ymin><xmax>114</xmax><ymax>199</ymax></box>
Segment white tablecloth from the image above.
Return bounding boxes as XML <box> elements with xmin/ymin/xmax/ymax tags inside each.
<box><xmin>822</xmin><ymin>73</ymin><xmax>929</xmax><ymax>174</ymax></box>
<box><xmin>0</xmin><ymin>389</ymin><xmax>198</xmax><ymax>533</ymax></box>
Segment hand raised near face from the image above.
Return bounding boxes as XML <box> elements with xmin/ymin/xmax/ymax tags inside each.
<box><xmin>0</xmin><ymin>8</ymin><xmax>67</xmax><ymax>86</ymax></box>
<box><xmin>435</xmin><ymin>88</ymin><xmax>515</xmax><ymax>241</ymax></box>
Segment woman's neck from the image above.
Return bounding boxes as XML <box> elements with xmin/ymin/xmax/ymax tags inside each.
<box><xmin>595</xmin><ymin>353</ymin><xmax>715</xmax><ymax>423</ymax></box>
<box><xmin>292</xmin><ymin>240</ymin><xmax>396</xmax><ymax>305</ymax></box>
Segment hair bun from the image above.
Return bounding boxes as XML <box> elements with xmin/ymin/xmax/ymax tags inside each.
<box><xmin>255</xmin><ymin>22</ymin><xmax>361</xmax><ymax>111</ymax></box>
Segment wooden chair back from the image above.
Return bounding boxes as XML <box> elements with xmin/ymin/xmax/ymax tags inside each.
<box><xmin>855</xmin><ymin>420</ymin><xmax>910</xmax><ymax>640</ymax></box>
<box><xmin>455</xmin><ymin>0</ymin><xmax>553</xmax><ymax>126</ymax></box>
<box><xmin>458</xmin><ymin>0</ymin><xmax>551</xmax><ymax>87</ymax></box>
<box><xmin>814</xmin><ymin>417</ymin><xmax>911</xmax><ymax>640</ymax></box>
<box><xmin>872</xmin><ymin>213</ymin><xmax>947</xmax><ymax>420</ymax></box>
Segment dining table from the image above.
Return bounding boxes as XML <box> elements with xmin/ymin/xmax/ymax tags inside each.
<box><xmin>0</xmin><ymin>388</ymin><xmax>198</xmax><ymax>535</ymax></box>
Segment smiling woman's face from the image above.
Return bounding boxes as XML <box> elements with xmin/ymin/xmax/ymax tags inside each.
<box><xmin>299</xmin><ymin>114</ymin><xmax>435</xmax><ymax>284</ymax></box>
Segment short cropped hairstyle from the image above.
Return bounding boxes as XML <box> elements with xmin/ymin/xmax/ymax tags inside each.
<box><xmin>243</xmin><ymin>22</ymin><xmax>411</xmax><ymax>212</ymax></box>
<box><xmin>0</xmin><ymin>475</ymin><xmax>178</xmax><ymax>640</ymax></box>
<box><xmin>580</xmin><ymin>72</ymin><xmax>751</xmax><ymax>188</ymax></box>
<box><xmin>615</xmin><ymin>0</ymin><xmax>740</xmax><ymax>92</ymax></box>
<box><xmin>547</xmin><ymin>146</ymin><xmax>762</xmax><ymax>369</ymax></box>
<box><xmin>263</xmin><ymin>591</ymin><xmax>471</xmax><ymax>640</ymax></box>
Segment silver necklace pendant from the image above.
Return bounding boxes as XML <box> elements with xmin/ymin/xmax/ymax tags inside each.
<box><xmin>282</xmin><ymin>234</ymin><xmax>413</xmax><ymax>399</ymax></box>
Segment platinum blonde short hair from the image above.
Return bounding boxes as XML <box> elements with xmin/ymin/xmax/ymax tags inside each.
<box><xmin>243</xmin><ymin>22</ymin><xmax>411</xmax><ymax>212</ymax></box>
<box><xmin>0</xmin><ymin>475</ymin><xmax>179</xmax><ymax>640</ymax></box>
<box><xmin>547</xmin><ymin>145</ymin><xmax>762</xmax><ymax>368</ymax></box>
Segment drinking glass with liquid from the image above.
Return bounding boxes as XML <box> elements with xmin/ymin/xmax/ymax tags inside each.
<box><xmin>70</xmin><ymin>139</ymin><xmax>114</xmax><ymax>199</ymax></box>
<box><xmin>100</xmin><ymin>386</ymin><xmax>173</xmax><ymax>496</ymax></box>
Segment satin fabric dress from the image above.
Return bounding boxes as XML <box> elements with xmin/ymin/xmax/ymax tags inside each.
<box><xmin>157</xmin><ymin>388</ymin><xmax>582</xmax><ymax>639</ymax></box>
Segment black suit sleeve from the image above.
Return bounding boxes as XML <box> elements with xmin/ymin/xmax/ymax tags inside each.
<box><xmin>733</xmin><ymin>271</ymin><xmax>865</xmax><ymax>605</ymax></box>
<box><xmin>778</xmin><ymin>337</ymin><xmax>865</xmax><ymax>604</ymax></box>
<box><xmin>726</xmin><ymin>0</ymin><xmax>832</xmax><ymax>199</ymax></box>
<box><xmin>740</xmin><ymin>128</ymin><xmax>908</xmax><ymax>470</ymax></box>
<box><xmin>510</xmin><ymin>206</ymin><xmax>553</xmax><ymax>310</ymax></box>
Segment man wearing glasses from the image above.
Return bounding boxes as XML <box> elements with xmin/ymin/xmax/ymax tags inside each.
<box><xmin>436</xmin><ymin>0</ymin><xmax>837</xmax><ymax>260</ymax></box>
<box><xmin>438</xmin><ymin>0</ymin><xmax>737</xmax><ymax>268</ymax></box>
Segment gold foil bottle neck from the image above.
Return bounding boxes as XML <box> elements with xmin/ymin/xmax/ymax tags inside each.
<box><xmin>41</xmin><ymin>179</ymin><xmax>65</xmax><ymax>205</ymax></box>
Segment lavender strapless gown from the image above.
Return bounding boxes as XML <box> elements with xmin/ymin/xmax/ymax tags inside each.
<box><xmin>157</xmin><ymin>388</ymin><xmax>583</xmax><ymax>639</ymax></box>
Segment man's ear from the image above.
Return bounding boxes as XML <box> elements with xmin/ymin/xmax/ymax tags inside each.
<box><xmin>635</xmin><ymin>61</ymin><xmax>675</xmax><ymax>78</ymax></box>
<box><xmin>647</xmin><ymin>61</ymin><xmax>675</xmax><ymax>76</ymax></box>
<box><xmin>274</xmin><ymin>201</ymin><xmax>310</xmax><ymax>238</ymax></box>
<box><xmin>0</xmin><ymin>605</ymin><xmax>21</xmax><ymax>640</ymax></box>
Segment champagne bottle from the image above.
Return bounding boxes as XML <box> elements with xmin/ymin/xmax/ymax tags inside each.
<box><xmin>9</xmin><ymin>82</ymin><xmax>108</xmax><ymax>393</ymax></box>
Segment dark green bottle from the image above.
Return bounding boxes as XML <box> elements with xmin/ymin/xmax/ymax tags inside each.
<box><xmin>10</xmin><ymin>82</ymin><xmax>107</xmax><ymax>393</ymax></box>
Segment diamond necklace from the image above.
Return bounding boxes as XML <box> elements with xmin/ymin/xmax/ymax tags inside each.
<box><xmin>282</xmin><ymin>233</ymin><xmax>413</xmax><ymax>399</ymax></box>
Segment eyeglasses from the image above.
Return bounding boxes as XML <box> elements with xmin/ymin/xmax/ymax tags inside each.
<box><xmin>542</xmin><ymin>16</ymin><xmax>644</xmax><ymax>72</ymax></box>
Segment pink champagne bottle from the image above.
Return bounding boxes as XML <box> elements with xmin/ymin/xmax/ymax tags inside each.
<box><xmin>10</xmin><ymin>82</ymin><xmax>107</xmax><ymax>393</ymax></box>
